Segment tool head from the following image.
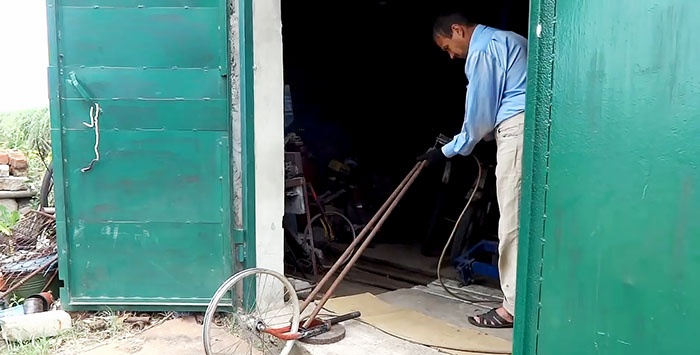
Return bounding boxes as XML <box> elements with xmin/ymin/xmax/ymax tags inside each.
<box><xmin>435</xmin><ymin>134</ymin><xmax>451</xmax><ymax>148</ymax></box>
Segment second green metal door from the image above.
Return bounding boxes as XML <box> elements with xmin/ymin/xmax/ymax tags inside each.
<box><xmin>48</xmin><ymin>0</ymin><xmax>235</xmax><ymax>309</ymax></box>
<box><xmin>517</xmin><ymin>0</ymin><xmax>700</xmax><ymax>354</ymax></box>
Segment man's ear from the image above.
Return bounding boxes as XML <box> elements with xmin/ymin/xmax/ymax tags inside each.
<box><xmin>451</xmin><ymin>24</ymin><xmax>463</xmax><ymax>38</ymax></box>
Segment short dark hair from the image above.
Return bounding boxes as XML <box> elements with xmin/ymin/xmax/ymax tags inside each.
<box><xmin>432</xmin><ymin>13</ymin><xmax>473</xmax><ymax>38</ymax></box>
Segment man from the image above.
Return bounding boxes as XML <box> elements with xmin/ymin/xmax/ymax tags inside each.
<box><xmin>417</xmin><ymin>13</ymin><xmax>528</xmax><ymax>328</ymax></box>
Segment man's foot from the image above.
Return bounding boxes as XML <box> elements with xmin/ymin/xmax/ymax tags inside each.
<box><xmin>467</xmin><ymin>307</ymin><xmax>514</xmax><ymax>329</ymax></box>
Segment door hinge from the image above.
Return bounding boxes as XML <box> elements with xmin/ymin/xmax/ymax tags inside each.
<box><xmin>235</xmin><ymin>243</ymin><xmax>247</xmax><ymax>263</ymax></box>
<box><xmin>233</xmin><ymin>228</ymin><xmax>246</xmax><ymax>263</ymax></box>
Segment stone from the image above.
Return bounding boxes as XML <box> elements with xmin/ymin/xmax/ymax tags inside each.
<box><xmin>0</xmin><ymin>152</ymin><xmax>8</xmax><ymax>165</ymax></box>
<box><xmin>17</xmin><ymin>198</ymin><xmax>33</xmax><ymax>210</ymax></box>
<box><xmin>10</xmin><ymin>166</ymin><xmax>28</xmax><ymax>177</ymax></box>
<box><xmin>0</xmin><ymin>176</ymin><xmax>28</xmax><ymax>191</ymax></box>
<box><xmin>0</xmin><ymin>199</ymin><xmax>18</xmax><ymax>211</ymax></box>
<box><xmin>0</xmin><ymin>310</ymin><xmax>73</xmax><ymax>342</ymax></box>
<box><xmin>0</xmin><ymin>165</ymin><xmax>8</xmax><ymax>177</ymax></box>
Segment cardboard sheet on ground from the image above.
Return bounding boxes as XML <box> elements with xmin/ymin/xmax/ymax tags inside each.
<box><xmin>322</xmin><ymin>292</ymin><xmax>512</xmax><ymax>355</ymax></box>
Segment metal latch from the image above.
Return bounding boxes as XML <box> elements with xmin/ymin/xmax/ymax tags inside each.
<box><xmin>233</xmin><ymin>229</ymin><xmax>247</xmax><ymax>263</ymax></box>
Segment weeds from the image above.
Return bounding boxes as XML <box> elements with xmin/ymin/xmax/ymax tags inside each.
<box><xmin>0</xmin><ymin>206</ymin><xmax>21</xmax><ymax>236</ymax></box>
<box><xmin>1</xmin><ymin>337</ymin><xmax>52</xmax><ymax>355</ymax></box>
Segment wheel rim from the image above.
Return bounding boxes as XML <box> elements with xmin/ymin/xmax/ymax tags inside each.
<box><xmin>39</xmin><ymin>165</ymin><xmax>54</xmax><ymax>210</ymax></box>
<box><xmin>302</xmin><ymin>211</ymin><xmax>357</xmax><ymax>269</ymax></box>
<box><xmin>203</xmin><ymin>268</ymin><xmax>300</xmax><ymax>355</ymax></box>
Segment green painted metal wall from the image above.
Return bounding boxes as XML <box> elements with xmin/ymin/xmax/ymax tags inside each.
<box><xmin>516</xmin><ymin>0</ymin><xmax>700</xmax><ymax>354</ymax></box>
<box><xmin>46</xmin><ymin>0</ymin><xmax>243</xmax><ymax>310</ymax></box>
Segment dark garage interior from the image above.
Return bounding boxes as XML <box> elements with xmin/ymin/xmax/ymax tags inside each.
<box><xmin>280</xmin><ymin>0</ymin><xmax>530</xmax><ymax>292</ymax></box>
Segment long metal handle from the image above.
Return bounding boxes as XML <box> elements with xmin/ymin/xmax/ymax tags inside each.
<box><xmin>299</xmin><ymin>161</ymin><xmax>423</xmax><ymax>314</ymax></box>
<box><xmin>328</xmin><ymin>311</ymin><xmax>361</xmax><ymax>325</ymax></box>
<box><xmin>302</xmin><ymin>161</ymin><xmax>426</xmax><ymax>328</ymax></box>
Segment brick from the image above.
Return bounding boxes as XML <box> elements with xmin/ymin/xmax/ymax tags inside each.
<box><xmin>8</xmin><ymin>151</ymin><xmax>27</xmax><ymax>170</ymax></box>
<box><xmin>0</xmin><ymin>152</ymin><xmax>8</xmax><ymax>165</ymax></box>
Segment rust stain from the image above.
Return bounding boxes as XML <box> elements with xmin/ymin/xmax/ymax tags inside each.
<box><xmin>93</xmin><ymin>203</ymin><xmax>114</xmax><ymax>214</ymax></box>
<box><xmin>181</xmin><ymin>175</ymin><xmax>200</xmax><ymax>184</ymax></box>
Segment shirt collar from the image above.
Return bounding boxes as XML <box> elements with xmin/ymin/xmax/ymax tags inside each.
<box><xmin>468</xmin><ymin>24</ymin><xmax>486</xmax><ymax>57</ymax></box>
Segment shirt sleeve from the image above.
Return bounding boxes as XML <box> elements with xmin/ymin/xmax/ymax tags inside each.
<box><xmin>441</xmin><ymin>51</ymin><xmax>506</xmax><ymax>158</ymax></box>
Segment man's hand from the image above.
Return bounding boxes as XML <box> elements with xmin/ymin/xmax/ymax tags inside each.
<box><xmin>416</xmin><ymin>147</ymin><xmax>447</xmax><ymax>167</ymax></box>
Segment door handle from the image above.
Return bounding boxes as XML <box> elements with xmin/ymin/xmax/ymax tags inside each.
<box><xmin>66</xmin><ymin>72</ymin><xmax>102</xmax><ymax>172</ymax></box>
<box><xmin>66</xmin><ymin>72</ymin><xmax>101</xmax><ymax>113</ymax></box>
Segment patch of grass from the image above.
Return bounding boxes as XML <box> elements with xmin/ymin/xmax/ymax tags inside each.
<box><xmin>0</xmin><ymin>338</ymin><xmax>52</xmax><ymax>355</ymax></box>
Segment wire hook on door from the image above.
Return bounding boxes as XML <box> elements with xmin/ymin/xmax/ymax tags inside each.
<box><xmin>81</xmin><ymin>102</ymin><xmax>101</xmax><ymax>172</ymax></box>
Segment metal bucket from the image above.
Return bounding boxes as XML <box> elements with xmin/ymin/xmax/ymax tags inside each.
<box><xmin>22</xmin><ymin>297</ymin><xmax>44</xmax><ymax>314</ymax></box>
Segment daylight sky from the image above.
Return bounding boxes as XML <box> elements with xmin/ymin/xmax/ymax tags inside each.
<box><xmin>0</xmin><ymin>2</ymin><xmax>50</xmax><ymax>112</ymax></box>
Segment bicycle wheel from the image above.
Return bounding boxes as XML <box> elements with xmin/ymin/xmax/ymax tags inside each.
<box><xmin>39</xmin><ymin>163</ymin><xmax>53</xmax><ymax>211</ymax></box>
<box><xmin>303</xmin><ymin>211</ymin><xmax>357</xmax><ymax>268</ymax></box>
<box><xmin>203</xmin><ymin>268</ymin><xmax>300</xmax><ymax>355</ymax></box>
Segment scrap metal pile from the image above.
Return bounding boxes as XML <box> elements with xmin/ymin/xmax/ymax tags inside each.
<box><xmin>0</xmin><ymin>209</ymin><xmax>58</xmax><ymax>306</ymax></box>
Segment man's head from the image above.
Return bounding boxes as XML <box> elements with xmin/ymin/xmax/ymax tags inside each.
<box><xmin>432</xmin><ymin>13</ymin><xmax>475</xmax><ymax>59</ymax></box>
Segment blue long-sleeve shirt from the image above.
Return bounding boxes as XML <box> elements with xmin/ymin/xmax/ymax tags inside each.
<box><xmin>441</xmin><ymin>25</ymin><xmax>529</xmax><ymax>158</ymax></box>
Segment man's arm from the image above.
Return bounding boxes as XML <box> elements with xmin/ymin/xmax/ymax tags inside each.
<box><xmin>441</xmin><ymin>51</ymin><xmax>505</xmax><ymax>158</ymax></box>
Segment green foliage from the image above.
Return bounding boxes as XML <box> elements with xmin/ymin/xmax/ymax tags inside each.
<box><xmin>1</xmin><ymin>337</ymin><xmax>52</xmax><ymax>355</ymax></box>
<box><xmin>0</xmin><ymin>107</ymin><xmax>52</xmax><ymax>196</ymax></box>
<box><xmin>0</xmin><ymin>107</ymin><xmax>51</xmax><ymax>161</ymax></box>
<box><xmin>0</xmin><ymin>205</ymin><xmax>21</xmax><ymax>235</ymax></box>
<box><xmin>8</xmin><ymin>295</ymin><xmax>25</xmax><ymax>308</ymax></box>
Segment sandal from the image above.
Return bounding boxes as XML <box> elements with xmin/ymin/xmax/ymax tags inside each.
<box><xmin>468</xmin><ymin>308</ymin><xmax>514</xmax><ymax>329</ymax></box>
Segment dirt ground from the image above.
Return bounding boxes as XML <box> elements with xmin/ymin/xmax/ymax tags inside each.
<box><xmin>79</xmin><ymin>316</ymin><xmax>204</xmax><ymax>355</ymax></box>
<box><xmin>0</xmin><ymin>311</ymin><xmax>196</xmax><ymax>355</ymax></box>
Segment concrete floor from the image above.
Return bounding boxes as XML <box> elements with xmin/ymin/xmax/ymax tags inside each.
<box><xmin>298</xmin><ymin>281</ymin><xmax>512</xmax><ymax>355</ymax></box>
<box><xmin>378</xmin><ymin>285</ymin><xmax>512</xmax><ymax>342</ymax></box>
<box><xmin>322</xmin><ymin>241</ymin><xmax>513</xmax><ymax>340</ymax></box>
<box><xmin>73</xmin><ymin>281</ymin><xmax>512</xmax><ymax>355</ymax></box>
<box><xmin>297</xmin><ymin>319</ymin><xmax>445</xmax><ymax>355</ymax></box>
<box><xmin>76</xmin><ymin>242</ymin><xmax>512</xmax><ymax>354</ymax></box>
<box><xmin>295</xmin><ymin>239</ymin><xmax>514</xmax><ymax>354</ymax></box>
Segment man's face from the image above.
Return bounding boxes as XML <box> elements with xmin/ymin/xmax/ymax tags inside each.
<box><xmin>434</xmin><ymin>24</ymin><xmax>469</xmax><ymax>59</ymax></box>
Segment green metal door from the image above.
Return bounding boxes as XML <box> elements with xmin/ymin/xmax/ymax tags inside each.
<box><xmin>47</xmin><ymin>0</ymin><xmax>236</xmax><ymax>310</ymax></box>
<box><xmin>516</xmin><ymin>0</ymin><xmax>700</xmax><ymax>354</ymax></box>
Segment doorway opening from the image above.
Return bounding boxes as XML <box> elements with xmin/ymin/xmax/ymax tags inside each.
<box><xmin>280</xmin><ymin>0</ymin><xmax>531</xmax><ymax>341</ymax></box>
